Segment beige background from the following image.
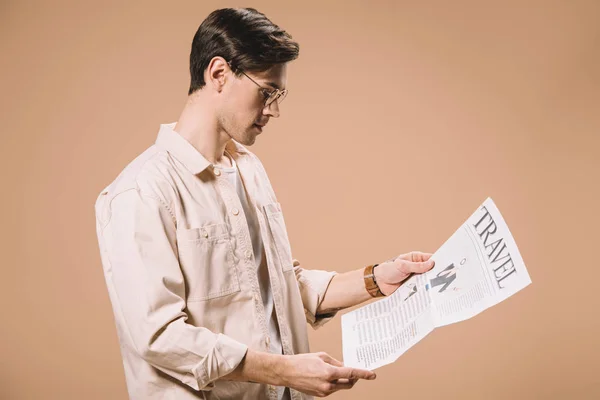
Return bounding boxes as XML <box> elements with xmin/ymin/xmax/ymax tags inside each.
<box><xmin>1</xmin><ymin>0</ymin><xmax>599</xmax><ymax>399</ymax></box>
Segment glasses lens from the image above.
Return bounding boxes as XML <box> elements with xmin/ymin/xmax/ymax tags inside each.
<box><xmin>266</xmin><ymin>90</ymin><xmax>287</xmax><ymax>106</ymax></box>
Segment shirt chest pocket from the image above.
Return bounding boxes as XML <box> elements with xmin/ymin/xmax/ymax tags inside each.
<box><xmin>176</xmin><ymin>222</ymin><xmax>240</xmax><ymax>302</ymax></box>
<box><xmin>264</xmin><ymin>202</ymin><xmax>294</xmax><ymax>272</ymax></box>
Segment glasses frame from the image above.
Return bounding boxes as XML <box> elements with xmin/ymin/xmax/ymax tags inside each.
<box><xmin>227</xmin><ymin>61</ymin><xmax>288</xmax><ymax>107</ymax></box>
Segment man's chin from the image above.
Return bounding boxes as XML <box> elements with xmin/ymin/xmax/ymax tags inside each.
<box><xmin>235</xmin><ymin>133</ymin><xmax>256</xmax><ymax>147</ymax></box>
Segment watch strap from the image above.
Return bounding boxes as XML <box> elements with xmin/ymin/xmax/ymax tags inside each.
<box><xmin>364</xmin><ymin>263</ymin><xmax>385</xmax><ymax>298</ymax></box>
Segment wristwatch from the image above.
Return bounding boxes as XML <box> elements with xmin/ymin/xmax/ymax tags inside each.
<box><xmin>364</xmin><ymin>264</ymin><xmax>385</xmax><ymax>298</ymax></box>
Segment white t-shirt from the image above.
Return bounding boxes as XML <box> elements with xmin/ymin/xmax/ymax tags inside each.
<box><xmin>215</xmin><ymin>151</ymin><xmax>289</xmax><ymax>400</ymax></box>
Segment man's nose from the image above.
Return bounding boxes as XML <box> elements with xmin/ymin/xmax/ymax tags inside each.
<box><xmin>263</xmin><ymin>101</ymin><xmax>280</xmax><ymax>118</ymax></box>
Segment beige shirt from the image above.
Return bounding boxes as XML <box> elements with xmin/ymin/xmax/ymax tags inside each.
<box><xmin>216</xmin><ymin>152</ymin><xmax>286</xmax><ymax>399</ymax></box>
<box><xmin>94</xmin><ymin>122</ymin><xmax>338</xmax><ymax>400</ymax></box>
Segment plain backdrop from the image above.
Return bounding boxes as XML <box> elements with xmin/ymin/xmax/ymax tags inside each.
<box><xmin>1</xmin><ymin>1</ymin><xmax>599</xmax><ymax>399</ymax></box>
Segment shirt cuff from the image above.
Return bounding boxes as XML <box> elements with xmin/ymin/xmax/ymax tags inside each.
<box><xmin>192</xmin><ymin>334</ymin><xmax>249</xmax><ymax>390</ymax></box>
<box><xmin>294</xmin><ymin>267</ymin><xmax>338</xmax><ymax>330</ymax></box>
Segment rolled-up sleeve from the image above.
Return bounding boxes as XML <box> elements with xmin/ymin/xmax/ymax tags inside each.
<box><xmin>96</xmin><ymin>187</ymin><xmax>247</xmax><ymax>391</ymax></box>
<box><xmin>292</xmin><ymin>259</ymin><xmax>338</xmax><ymax>329</ymax></box>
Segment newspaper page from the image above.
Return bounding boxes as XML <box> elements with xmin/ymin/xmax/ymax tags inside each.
<box><xmin>341</xmin><ymin>197</ymin><xmax>531</xmax><ymax>369</ymax></box>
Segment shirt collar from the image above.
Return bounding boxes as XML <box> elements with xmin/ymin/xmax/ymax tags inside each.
<box><xmin>155</xmin><ymin>122</ymin><xmax>248</xmax><ymax>175</ymax></box>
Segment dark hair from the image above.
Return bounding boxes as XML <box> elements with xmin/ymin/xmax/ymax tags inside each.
<box><xmin>188</xmin><ymin>8</ymin><xmax>300</xmax><ymax>95</ymax></box>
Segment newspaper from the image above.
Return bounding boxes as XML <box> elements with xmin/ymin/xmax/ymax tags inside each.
<box><xmin>341</xmin><ymin>197</ymin><xmax>531</xmax><ymax>370</ymax></box>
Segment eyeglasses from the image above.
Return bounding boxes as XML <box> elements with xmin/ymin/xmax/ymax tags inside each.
<box><xmin>228</xmin><ymin>62</ymin><xmax>288</xmax><ymax>107</ymax></box>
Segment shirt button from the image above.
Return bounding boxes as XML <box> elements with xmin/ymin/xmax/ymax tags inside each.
<box><xmin>254</xmin><ymin>293</ymin><xmax>260</xmax><ymax>302</ymax></box>
<box><xmin>245</xmin><ymin>249</ymin><xmax>252</xmax><ymax>259</ymax></box>
<box><xmin>214</xmin><ymin>168</ymin><xmax>221</xmax><ymax>176</ymax></box>
<box><xmin>232</xmin><ymin>208</ymin><xmax>240</xmax><ymax>216</ymax></box>
<box><xmin>201</xmin><ymin>230</ymin><xmax>208</xmax><ymax>238</ymax></box>
<box><xmin>265</xmin><ymin>336</ymin><xmax>271</xmax><ymax>347</ymax></box>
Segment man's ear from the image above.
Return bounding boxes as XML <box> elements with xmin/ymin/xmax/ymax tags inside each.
<box><xmin>206</xmin><ymin>56</ymin><xmax>230</xmax><ymax>92</ymax></box>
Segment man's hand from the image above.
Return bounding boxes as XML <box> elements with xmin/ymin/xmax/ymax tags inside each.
<box><xmin>374</xmin><ymin>251</ymin><xmax>435</xmax><ymax>296</ymax></box>
<box><xmin>277</xmin><ymin>352</ymin><xmax>376</xmax><ymax>397</ymax></box>
<box><xmin>225</xmin><ymin>349</ymin><xmax>375</xmax><ymax>397</ymax></box>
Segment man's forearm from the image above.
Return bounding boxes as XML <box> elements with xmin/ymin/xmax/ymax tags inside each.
<box><xmin>316</xmin><ymin>253</ymin><xmax>434</xmax><ymax>316</ymax></box>
<box><xmin>224</xmin><ymin>349</ymin><xmax>287</xmax><ymax>386</ymax></box>
<box><xmin>316</xmin><ymin>267</ymin><xmax>371</xmax><ymax>315</ymax></box>
<box><xmin>225</xmin><ymin>269</ymin><xmax>373</xmax><ymax>382</ymax></box>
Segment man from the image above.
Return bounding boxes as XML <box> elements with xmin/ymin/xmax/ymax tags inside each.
<box><xmin>95</xmin><ymin>7</ymin><xmax>434</xmax><ymax>400</ymax></box>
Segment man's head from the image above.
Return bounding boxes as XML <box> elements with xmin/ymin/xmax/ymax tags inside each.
<box><xmin>188</xmin><ymin>8</ymin><xmax>299</xmax><ymax>146</ymax></box>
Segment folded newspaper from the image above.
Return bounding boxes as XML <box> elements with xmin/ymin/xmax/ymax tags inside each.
<box><xmin>341</xmin><ymin>197</ymin><xmax>531</xmax><ymax>370</ymax></box>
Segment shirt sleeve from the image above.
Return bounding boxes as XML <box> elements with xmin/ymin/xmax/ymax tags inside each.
<box><xmin>292</xmin><ymin>259</ymin><xmax>338</xmax><ymax>329</ymax></box>
<box><xmin>96</xmin><ymin>188</ymin><xmax>248</xmax><ymax>391</ymax></box>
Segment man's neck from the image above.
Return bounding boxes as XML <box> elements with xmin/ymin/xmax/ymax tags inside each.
<box><xmin>174</xmin><ymin>94</ymin><xmax>230</xmax><ymax>166</ymax></box>
<box><xmin>213</xmin><ymin>150</ymin><xmax>233</xmax><ymax>168</ymax></box>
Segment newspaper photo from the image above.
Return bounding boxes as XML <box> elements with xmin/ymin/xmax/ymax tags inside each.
<box><xmin>341</xmin><ymin>197</ymin><xmax>532</xmax><ymax>370</ymax></box>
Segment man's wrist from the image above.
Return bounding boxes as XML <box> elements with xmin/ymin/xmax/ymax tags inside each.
<box><xmin>272</xmin><ymin>353</ymin><xmax>290</xmax><ymax>387</ymax></box>
<box><xmin>224</xmin><ymin>349</ymin><xmax>288</xmax><ymax>386</ymax></box>
<box><xmin>373</xmin><ymin>263</ymin><xmax>386</xmax><ymax>286</ymax></box>
<box><xmin>364</xmin><ymin>264</ymin><xmax>385</xmax><ymax>297</ymax></box>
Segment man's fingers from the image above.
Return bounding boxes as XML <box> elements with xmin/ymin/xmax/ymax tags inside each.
<box><xmin>400</xmin><ymin>259</ymin><xmax>435</xmax><ymax>273</ymax></box>
<box><xmin>322</xmin><ymin>353</ymin><xmax>344</xmax><ymax>367</ymax></box>
<box><xmin>332</xmin><ymin>366</ymin><xmax>376</xmax><ymax>381</ymax></box>
<box><xmin>333</xmin><ymin>378</ymin><xmax>356</xmax><ymax>384</ymax></box>
<box><xmin>408</xmin><ymin>251</ymin><xmax>433</xmax><ymax>262</ymax></box>
<box><xmin>329</xmin><ymin>379</ymin><xmax>357</xmax><ymax>391</ymax></box>
<box><xmin>395</xmin><ymin>251</ymin><xmax>433</xmax><ymax>262</ymax></box>
<box><xmin>415</xmin><ymin>252</ymin><xmax>434</xmax><ymax>262</ymax></box>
